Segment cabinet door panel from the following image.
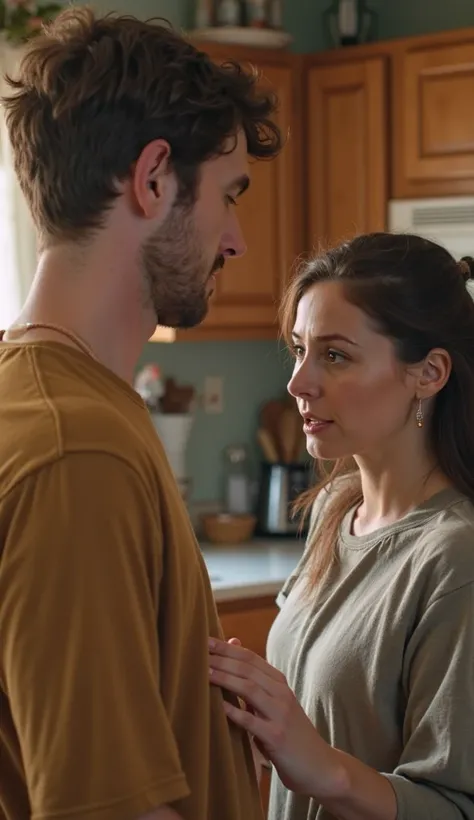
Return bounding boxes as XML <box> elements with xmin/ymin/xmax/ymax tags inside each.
<box><xmin>307</xmin><ymin>58</ymin><xmax>388</xmax><ymax>250</ymax></box>
<box><xmin>188</xmin><ymin>63</ymin><xmax>298</xmax><ymax>339</ymax></box>
<box><xmin>394</xmin><ymin>38</ymin><xmax>474</xmax><ymax>197</ymax></box>
<box><xmin>218</xmin><ymin>603</ymin><xmax>278</xmax><ymax>657</ymax></box>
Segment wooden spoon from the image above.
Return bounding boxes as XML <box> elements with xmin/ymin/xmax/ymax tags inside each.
<box><xmin>256</xmin><ymin>427</ymin><xmax>279</xmax><ymax>463</ymax></box>
<box><xmin>279</xmin><ymin>407</ymin><xmax>298</xmax><ymax>464</ymax></box>
<box><xmin>260</xmin><ymin>399</ymin><xmax>288</xmax><ymax>461</ymax></box>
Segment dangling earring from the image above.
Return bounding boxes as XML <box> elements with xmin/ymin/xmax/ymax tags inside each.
<box><xmin>415</xmin><ymin>398</ymin><xmax>424</xmax><ymax>428</ymax></box>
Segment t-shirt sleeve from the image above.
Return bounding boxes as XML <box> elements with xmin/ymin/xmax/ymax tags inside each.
<box><xmin>0</xmin><ymin>452</ymin><xmax>190</xmax><ymax>820</ymax></box>
<box><xmin>382</xmin><ymin>583</ymin><xmax>474</xmax><ymax>819</ymax></box>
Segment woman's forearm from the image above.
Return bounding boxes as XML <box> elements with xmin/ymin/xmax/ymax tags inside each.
<box><xmin>313</xmin><ymin>745</ymin><xmax>397</xmax><ymax>820</ymax></box>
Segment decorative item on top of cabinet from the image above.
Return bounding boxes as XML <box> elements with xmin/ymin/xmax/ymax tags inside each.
<box><xmin>178</xmin><ymin>44</ymin><xmax>303</xmax><ymax>342</ymax></box>
<box><xmin>195</xmin><ymin>0</ymin><xmax>215</xmax><ymax>28</ymax></box>
<box><xmin>305</xmin><ymin>54</ymin><xmax>388</xmax><ymax>251</ymax></box>
<box><xmin>392</xmin><ymin>28</ymin><xmax>474</xmax><ymax>199</ymax></box>
<box><xmin>193</xmin><ymin>0</ymin><xmax>291</xmax><ymax>48</ymax></box>
<box><xmin>323</xmin><ymin>0</ymin><xmax>378</xmax><ymax>49</ymax></box>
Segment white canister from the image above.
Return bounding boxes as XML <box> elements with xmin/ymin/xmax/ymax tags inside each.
<box><xmin>151</xmin><ymin>413</ymin><xmax>194</xmax><ymax>483</ymax></box>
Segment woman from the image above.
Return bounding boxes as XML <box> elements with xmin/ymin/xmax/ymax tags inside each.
<box><xmin>209</xmin><ymin>233</ymin><xmax>474</xmax><ymax>820</ymax></box>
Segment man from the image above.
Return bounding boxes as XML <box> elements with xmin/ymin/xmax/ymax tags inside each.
<box><xmin>0</xmin><ymin>7</ymin><xmax>281</xmax><ymax>820</ymax></box>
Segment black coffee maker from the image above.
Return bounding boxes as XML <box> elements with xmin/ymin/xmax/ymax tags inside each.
<box><xmin>256</xmin><ymin>460</ymin><xmax>312</xmax><ymax>536</ymax></box>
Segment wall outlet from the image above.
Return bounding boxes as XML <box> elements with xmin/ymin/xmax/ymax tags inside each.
<box><xmin>203</xmin><ymin>376</ymin><xmax>224</xmax><ymax>414</ymax></box>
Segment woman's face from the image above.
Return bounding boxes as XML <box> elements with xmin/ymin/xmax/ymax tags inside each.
<box><xmin>287</xmin><ymin>281</ymin><xmax>418</xmax><ymax>461</ymax></box>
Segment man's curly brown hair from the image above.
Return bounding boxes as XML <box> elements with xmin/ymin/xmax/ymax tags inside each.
<box><xmin>2</xmin><ymin>5</ymin><xmax>282</xmax><ymax>245</ymax></box>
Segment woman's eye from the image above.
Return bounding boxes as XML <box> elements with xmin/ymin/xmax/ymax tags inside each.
<box><xmin>226</xmin><ymin>195</ymin><xmax>237</xmax><ymax>207</ymax></box>
<box><xmin>291</xmin><ymin>344</ymin><xmax>305</xmax><ymax>359</ymax></box>
<box><xmin>325</xmin><ymin>348</ymin><xmax>347</xmax><ymax>364</ymax></box>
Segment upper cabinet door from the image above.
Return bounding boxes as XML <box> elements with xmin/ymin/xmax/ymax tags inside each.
<box><xmin>184</xmin><ymin>60</ymin><xmax>300</xmax><ymax>340</ymax></box>
<box><xmin>393</xmin><ymin>36</ymin><xmax>474</xmax><ymax>198</ymax></box>
<box><xmin>306</xmin><ymin>58</ymin><xmax>388</xmax><ymax>251</ymax></box>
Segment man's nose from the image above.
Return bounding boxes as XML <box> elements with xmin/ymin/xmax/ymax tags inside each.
<box><xmin>222</xmin><ymin>212</ymin><xmax>247</xmax><ymax>259</ymax></box>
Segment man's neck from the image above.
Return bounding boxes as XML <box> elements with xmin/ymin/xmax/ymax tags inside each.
<box><xmin>12</xmin><ymin>245</ymin><xmax>153</xmax><ymax>384</ymax></box>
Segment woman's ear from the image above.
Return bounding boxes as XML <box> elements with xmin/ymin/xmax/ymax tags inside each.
<box><xmin>416</xmin><ymin>348</ymin><xmax>452</xmax><ymax>400</ymax></box>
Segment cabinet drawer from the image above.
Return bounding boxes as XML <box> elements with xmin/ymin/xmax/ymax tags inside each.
<box><xmin>218</xmin><ymin>599</ymin><xmax>279</xmax><ymax>657</ymax></box>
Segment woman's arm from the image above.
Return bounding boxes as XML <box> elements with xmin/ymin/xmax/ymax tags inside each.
<box><xmin>210</xmin><ymin>581</ymin><xmax>474</xmax><ymax>820</ymax></box>
<box><xmin>311</xmin><ymin>749</ymin><xmax>397</xmax><ymax>820</ymax></box>
<box><xmin>210</xmin><ymin>637</ymin><xmax>397</xmax><ymax>820</ymax></box>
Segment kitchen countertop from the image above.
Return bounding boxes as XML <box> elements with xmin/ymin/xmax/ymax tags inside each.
<box><xmin>200</xmin><ymin>538</ymin><xmax>305</xmax><ymax>602</ymax></box>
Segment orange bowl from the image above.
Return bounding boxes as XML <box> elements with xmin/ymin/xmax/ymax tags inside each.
<box><xmin>200</xmin><ymin>513</ymin><xmax>257</xmax><ymax>545</ymax></box>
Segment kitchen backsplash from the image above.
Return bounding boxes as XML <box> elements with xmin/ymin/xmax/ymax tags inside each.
<box><xmin>136</xmin><ymin>340</ymin><xmax>294</xmax><ymax>503</ymax></box>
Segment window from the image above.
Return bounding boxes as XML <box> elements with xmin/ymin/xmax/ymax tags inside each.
<box><xmin>0</xmin><ymin>45</ymin><xmax>37</xmax><ymax>329</ymax></box>
<box><xmin>0</xmin><ymin>164</ymin><xmax>23</xmax><ymax>327</ymax></box>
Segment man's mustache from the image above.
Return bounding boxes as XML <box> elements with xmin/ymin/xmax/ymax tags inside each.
<box><xmin>211</xmin><ymin>255</ymin><xmax>225</xmax><ymax>274</ymax></box>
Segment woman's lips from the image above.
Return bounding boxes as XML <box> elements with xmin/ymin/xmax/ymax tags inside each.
<box><xmin>303</xmin><ymin>418</ymin><xmax>333</xmax><ymax>435</ymax></box>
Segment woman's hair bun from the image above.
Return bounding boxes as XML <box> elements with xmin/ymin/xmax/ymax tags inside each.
<box><xmin>459</xmin><ymin>256</ymin><xmax>474</xmax><ymax>283</ymax></box>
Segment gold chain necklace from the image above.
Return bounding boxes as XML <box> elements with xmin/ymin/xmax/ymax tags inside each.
<box><xmin>4</xmin><ymin>322</ymin><xmax>98</xmax><ymax>361</ymax></box>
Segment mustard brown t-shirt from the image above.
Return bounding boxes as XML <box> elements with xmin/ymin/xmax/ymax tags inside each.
<box><xmin>0</xmin><ymin>339</ymin><xmax>262</xmax><ymax>820</ymax></box>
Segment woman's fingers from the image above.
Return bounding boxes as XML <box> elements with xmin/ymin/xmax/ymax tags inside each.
<box><xmin>209</xmin><ymin>637</ymin><xmax>286</xmax><ymax>683</ymax></box>
<box><xmin>222</xmin><ymin>698</ymin><xmax>273</xmax><ymax>743</ymax></box>
<box><xmin>209</xmin><ymin>653</ymin><xmax>278</xmax><ymax>696</ymax></box>
<box><xmin>210</xmin><ymin>666</ymin><xmax>282</xmax><ymax>721</ymax></box>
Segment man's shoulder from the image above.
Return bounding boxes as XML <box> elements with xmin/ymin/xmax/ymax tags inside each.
<box><xmin>0</xmin><ymin>350</ymin><xmax>161</xmax><ymax>498</ymax></box>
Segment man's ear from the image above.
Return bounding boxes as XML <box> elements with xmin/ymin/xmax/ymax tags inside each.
<box><xmin>131</xmin><ymin>139</ymin><xmax>176</xmax><ymax>219</ymax></box>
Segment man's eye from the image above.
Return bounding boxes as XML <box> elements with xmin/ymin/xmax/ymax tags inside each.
<box><xmin>226</xmin><ymin>195</ymin><xmax>237</xmax><ymax>206</ymax></box>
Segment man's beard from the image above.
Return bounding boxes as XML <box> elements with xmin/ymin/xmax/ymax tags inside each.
<box><xmin>140</xmin><ymin>202</ymin><xmax>224</xmax><ymax>329</ymax></box>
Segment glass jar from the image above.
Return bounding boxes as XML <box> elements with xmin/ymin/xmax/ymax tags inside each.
<box><xmin>223</xmin><ymin>444</ymin><xmax>252</xmax><ymax>515</ymax></box>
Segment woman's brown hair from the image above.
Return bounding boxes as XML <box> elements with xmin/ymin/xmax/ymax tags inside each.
<box><xmin>280</xmin><ymin>232</ymin><xmax>474</xmax><ymax>590</ymax></box>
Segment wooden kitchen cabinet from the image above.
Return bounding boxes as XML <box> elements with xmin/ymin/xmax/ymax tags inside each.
<box><xmin>180</xmin><ymin>43</ymin><xmax>303</xmax><ymax>341</ymax></box>
<box><xmin>303</xmin><ymin>26</ymin><xmax>474</xmax><ymax>251</ymax></box>
<box><xmin>217</xmin><ymin>594</ymin><xmax>279</xmax><ymax>656</ymax></box>
<box><xmin>305</xmin><ymin>56</ymin><xmax>389</xmax><ymax>249</ymax></box>
<box><xmin>169</xmin><ymin>26</ymin><xmax>474</xmax><ymax>346</ymax></box>
<box><xmin>393</xmin><ymin>30</ymin><xmax>474</xmax><ymax>198</ymax></box>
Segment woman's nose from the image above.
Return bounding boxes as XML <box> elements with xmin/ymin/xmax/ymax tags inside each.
<box><xmin>287</xmin><ymin>362</ymin><xmax>322</xmax><ymax>400</ymax></box>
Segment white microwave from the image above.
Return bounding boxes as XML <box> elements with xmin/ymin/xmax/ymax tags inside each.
<box><xmin>388</xmin><ymin>196</ymin><xmax>474</xmax><ymax>259</ymax></box>
<box><xmin>388</xmin><ymin>196</ymin><xmax>474</xmax><ymax>296</ymax></box>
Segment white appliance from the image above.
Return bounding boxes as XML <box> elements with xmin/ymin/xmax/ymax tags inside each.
<box><xmin>389</xmin><ymin>196</ymin><xmax>474</xmax><ymax>260</ymax></box>
<box><xmin>389</xmin><ymin>196</ymin><xmax>474</xmax><ymax>297</ymax></box>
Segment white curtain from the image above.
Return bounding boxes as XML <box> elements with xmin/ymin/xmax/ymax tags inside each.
<box><xmin>0</xmin><ymin>43</ymin><xmax>37</xmax><ymax>328</ymax></box>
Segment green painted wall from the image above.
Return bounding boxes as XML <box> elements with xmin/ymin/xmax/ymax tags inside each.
<box><xmin>137</xmin><ymin>341</ymin><xmax>293</xmax><ymax>503</ymax></box>
<box><xmin>65</xmin><ymin>0</ymin><xmax>185</xmax><ymax>27</ymax></box>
